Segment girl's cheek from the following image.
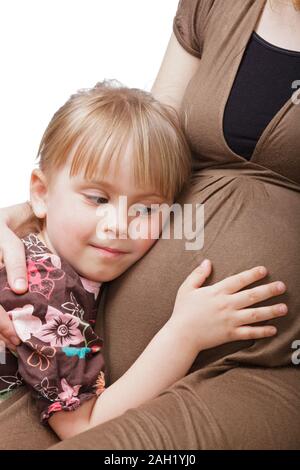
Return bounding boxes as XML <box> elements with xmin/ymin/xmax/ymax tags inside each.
<box><xmin>148</xmin><ymin>214</ymin><xmax>164</xmax><ymax>240</ymax></box>
<box><xmin>136</xmin><ymin>217</ymin><xmax>162</xmax><ymax>252</ymax></box>
<box><xmin>48</xmin><ymin>196</ymin><xmax>90</xmax><ymax>236</ymax></box>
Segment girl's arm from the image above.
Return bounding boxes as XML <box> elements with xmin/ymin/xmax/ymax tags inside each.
<box><xmin>49</xmin><ymin>318</ymin><xmax>197</xmax><ymax>440</ymax></box>
<box><xmin>49</xmin><ymin>263</ymin><xmax>287</xmax><ymax>440</ymax></box>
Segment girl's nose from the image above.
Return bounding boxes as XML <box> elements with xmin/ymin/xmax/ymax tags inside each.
<box><xmin>96</xmin><ymin>202</ymin><xmax>128</xmax><ymax>239</ymax></box>
<box><xmin>104</xmin><ymin>218</ymin><xmax>128</xmax><ymax>239</ymax></box>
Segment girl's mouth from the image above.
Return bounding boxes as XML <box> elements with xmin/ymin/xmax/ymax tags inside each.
<box><xmin>89</xmin><ymin>244</ymin><xmax>128</xmax><ymax>258</ymax></box>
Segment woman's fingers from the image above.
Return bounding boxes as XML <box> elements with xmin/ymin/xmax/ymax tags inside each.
<box><xmin>0</xmin><ymin>305</ymin><xmax>20</xmax><ymax>346</ymax></box>
<box><xmin>179</xmin><ymin>259</ymin><xmax>212</xmax><ymax>293</ymax></box>
<box><xmin>231</xmin><ymin>281</ymin><xmax>286</xmax><ymax>310</ymax></box>
<box><xmin>0</xmin><ymin>231</ymin><xmax>28</xmax><ymax>293</ymax></box>
<box><xmin>235</xmin><ymin>303</ymin><xmax>288</xmax><ymax>326</ymax></box>
<box><xmin>214</xmin><ymin>266</ymin><xmax>268</xmax><ymax>294</ymax></box>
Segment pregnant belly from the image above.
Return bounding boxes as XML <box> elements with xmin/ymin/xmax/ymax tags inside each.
<box><xmin>187</xmin><ymin>167</ymin><xmax>300</xmax><ymax>369</ymax></box>
<box><xmin>100</xmin><ymin>167</ymin><xmax>300</xmax><ymax>384</ymax></box>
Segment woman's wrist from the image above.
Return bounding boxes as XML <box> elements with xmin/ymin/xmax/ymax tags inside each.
<box><xmin>164</xmin><ymin>318</ymin><xmax>202</xmax><ymax>355</ymax></box>
<box><xmin>3</xmin><ymin>201</ymin><xmax>33</xmax><ymax>231</ymax></box>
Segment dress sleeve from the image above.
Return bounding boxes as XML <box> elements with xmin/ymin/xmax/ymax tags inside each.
<box><xmin>173</xmin><ymin>0</ymin><xmax>215</xmax><ymax>58</ymax></box>
<box><xmin>9</xmin><ymin>255</ymin><xmax>106</xmax><ymax>424</ymax></box>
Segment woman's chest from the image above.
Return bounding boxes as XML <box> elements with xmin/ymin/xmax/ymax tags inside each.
<box><xmin>180</xmin><ymin>0</ymin><xmax>300</xmax><ymax>185</ymax></box>
<box><xmin>255</xmin><ymin>1</ymin><xmax>300</xmax><ymax>52</ymax></box>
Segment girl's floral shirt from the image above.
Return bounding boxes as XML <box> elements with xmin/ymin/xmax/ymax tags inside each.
<box><xmin>0</xmin><ymin>233</ymin><xmax>106</xmax><ymax>424</ymax></box>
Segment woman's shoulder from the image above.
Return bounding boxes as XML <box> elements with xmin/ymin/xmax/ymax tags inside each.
<box><xmin>173</xmin><ymin>0</ymin><xmax>216</xmax><ymax>58</ymax></box>
<box><xmin>173</xmin><ymin>0</ymin><xmax>257</xmax><ymax>58</ymax></box>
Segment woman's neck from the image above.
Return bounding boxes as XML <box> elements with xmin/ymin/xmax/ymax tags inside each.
<box><xmin>255</xmin><ymin>0</ymin><xmax>300</xmax><ymax>52</ymax></box>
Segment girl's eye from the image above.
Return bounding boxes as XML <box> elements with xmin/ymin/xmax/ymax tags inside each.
<box><xmin>85</xmin><ymin>195</ymin><xmax>109</xmax><ymax>205</ymax></box>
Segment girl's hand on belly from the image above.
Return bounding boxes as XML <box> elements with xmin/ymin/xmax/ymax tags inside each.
<box><xmin>169</xmin><ymin>261</ymin><xmax>288</xmax><ymax>352</ymax></box>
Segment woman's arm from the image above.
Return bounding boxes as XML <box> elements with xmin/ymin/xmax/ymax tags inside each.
<box><xmin>0</xmin><ymin>202</ymin><xmax>32</xmax><ymax>232</ymax></box>
<box><xmin>151</xmin><ymin>32</ymin><xmax>200</xmax><ymax>113</ymax></box>
<box><xmin>49</xmin><ymin>263</ymin><xmax>287</xmax><ymax>440</ymax></box>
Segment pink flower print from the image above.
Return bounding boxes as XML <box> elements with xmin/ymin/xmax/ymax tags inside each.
<box><xmin>27</xmin><ymin>258</ymin><xmax>65</xmax><ymax>301</ymax></box>
<box><xmin>47</xmin><ymin>402</ymin><xmax>63</xmax><ymax>414</ymax></box>
<box><xmin>79</xmin><ymin>276</ymin><xmax>102</xmax><ymax>299</ymax></box>
<box><xmin>9</xmin><ymin>304</ymin><xmax>42</xmax><ymax>342</ymax></box>
<box><xmin>34</xmin><ymin>306</ymin><xmax>84</xmax><ymax>347</ymax></box>
<box><xmin>31</xmin><ymin>253</ymin><xmax>62</xmax><ymax>269</ymax></box>
<box><xmin>48</xmin><ymin>254</ymin><xmax>61</xmax><ymax>269</ymax></box>
<box><xmin>91</xmin><ymin>345</ymin><xmax>102</xmax><ymax>353</ymax></box>
<box><xmin>26</xmin><ymin>341</ymin><xmax>56</xmax><ymax>371</ymax></box>
<box><xmin>22</xmin><ymin>234</ymin><xmax>62</xmax><ymax>267</ymax></box>
<box><xmin>95</xmin><ymin>371</ymin><xmax>106</xmax><ymax>397</ymax></box>
<box><xmin>58</xmin><ymin>378</ymin><xmax>81</xmax><ymax>406</ymax></box>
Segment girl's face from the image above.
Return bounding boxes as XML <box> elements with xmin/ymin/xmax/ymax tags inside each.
<box><xmin>35</xmin><ymin>144</ymin><xmax>172</xmax><ymax>282</ymax></box>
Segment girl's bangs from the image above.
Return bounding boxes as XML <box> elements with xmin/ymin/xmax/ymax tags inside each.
<box><xmin>68</xmin><ymin>114</ymin><xmax>176</xmax><ymax>200</ymax></box>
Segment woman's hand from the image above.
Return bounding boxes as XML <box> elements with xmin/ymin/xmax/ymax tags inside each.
<box><xmin>0</xmin><ymin>202</ymin><xmax>30</xmax><ymax>291</ymax></box>
<box><xmin>0</xmin><ymin>202</ymin><xmax>31</xmax><ymax>349</ymax></box>
<box><xmin>0</xmin><ymin>307</ymin><xmax>20</xmax><ymax>350</ymax></box>
<box><xmin>170</xmin><ymin>260</ymin><xmax>288</xmax><ymax>352</ymax></box>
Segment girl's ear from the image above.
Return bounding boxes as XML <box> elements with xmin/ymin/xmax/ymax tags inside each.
<box><xmin>30</xmin><ymin>169</ymin><xmax>49</xmax><ymax>219</ymax></box>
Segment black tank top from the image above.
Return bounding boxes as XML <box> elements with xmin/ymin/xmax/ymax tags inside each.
<box><xmin>223</xmin><ymin>32</ymin><xmax>300</xmax><ymax>161</ymax></box>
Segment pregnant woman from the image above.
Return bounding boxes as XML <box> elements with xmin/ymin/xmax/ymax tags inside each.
<box><xmin>0</xmin><ymin>0</ymin><xmax>299</xmax><ymax>449</ymax></box>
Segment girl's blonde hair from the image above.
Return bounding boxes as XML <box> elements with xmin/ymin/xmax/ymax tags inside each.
<box><xmin>17</xmin><ymin>79</ymin><xmax>191</xmax><ymax>236</ymax></box>
<box><xmin>272</xmin><ymin>0</ymin><xmax>300</xmax><ymax>9</ymax></box>
<box><xmin>293</xmin><ymin>0</ymin><xmax>300</xmax><ymax>9</ymax></box>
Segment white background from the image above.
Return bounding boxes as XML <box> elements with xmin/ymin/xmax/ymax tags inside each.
<box><xmin>0</xmin><ymin>0</ymin><xmax>178</xmax><ymax>207</ymax></box>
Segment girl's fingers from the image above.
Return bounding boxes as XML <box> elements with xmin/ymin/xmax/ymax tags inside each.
<box><xmin>231</xmin><ymin>281</ymin><xmax>286</xmax><ymax>310</ymax></box>
<box><xmin>214</xmin><ymin>266</ymin><xmax>268</xmax><ymax>295</ymax></box>
<box><xmin>235</xmin><ymin>303</ymin><xmax>288</xmax><ymax>326</ymax></box>
<box><xmin>234</xmin><ymin>325</ymin><xmax>277</xmax><ymax>341</ymax></box>
<box><xmin>179</xmin><ymin>259</ymin><xmax>212</xmax><ymax>293</ymax></box>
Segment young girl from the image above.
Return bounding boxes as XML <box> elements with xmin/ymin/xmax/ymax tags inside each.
<box><xmin>0</xmin><ymin>80</ymin><xmax>287</xmax><ymax>440</ymax></box>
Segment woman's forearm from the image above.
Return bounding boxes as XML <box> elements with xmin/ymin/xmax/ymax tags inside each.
<box><xmin>0</xmin><ymin>202</ymin><xmax>33</xmax><ymax>231</ymax></box>
<box><xmin>89</xmin><ymin>320</ymin><xmax>198</xmax><ymax>428</ymax></box>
